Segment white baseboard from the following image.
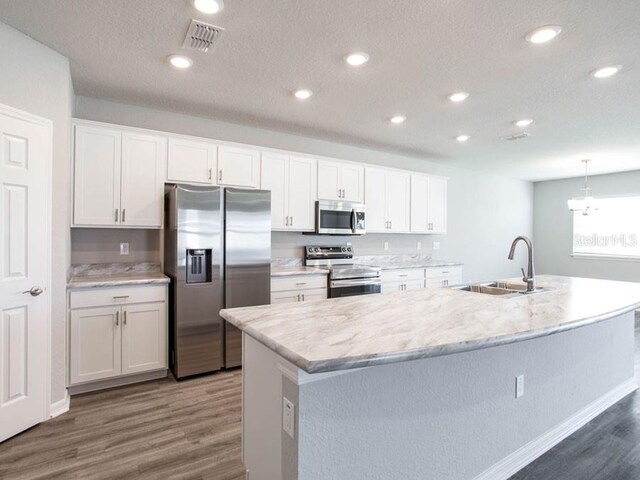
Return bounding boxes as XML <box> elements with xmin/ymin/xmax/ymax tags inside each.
<box><xmin>49</xmin><ymin>390</ymin><xmax>70</xmax><ymax>418</ymax></box>
<box><xmin>474</xmin><ymin>378</ymin><xmax>638</xmax><ymax>480</ymax></box>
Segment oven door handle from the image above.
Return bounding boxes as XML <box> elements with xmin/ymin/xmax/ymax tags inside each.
<box><xmin>331</xmin><ymin>278</ymin><xmax>382</xmax><ymax>288</ymax></box>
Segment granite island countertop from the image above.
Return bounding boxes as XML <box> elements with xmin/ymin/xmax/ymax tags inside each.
<box><xmin>68</xmin><ymin>262</ymin><xmax>170</xmax><ymax>288</ymax></box>
<box><xmin>220</xmin><ymin>275</ymin><xmax>640</xmax><ymax>374</ymax></box>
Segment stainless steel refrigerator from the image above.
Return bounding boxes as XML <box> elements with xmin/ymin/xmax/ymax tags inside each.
<box><xmin>164</xmin><ymin>184</ymin><xmax>271</xmax><ymax>379</ymax></box>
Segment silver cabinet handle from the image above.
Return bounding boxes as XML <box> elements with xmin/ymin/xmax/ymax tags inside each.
<box><xmin>295</xmin><ymin>282</ymin><xmax>307</xmax><ymax>286</ymax></box>
<box><xmin>302</xmin><ymin>293</ymin><xmax>305</xmax><ymax>301</ymax></box>
<box><xmin>208</xmin><ymin>168</ymin><xmax>212</xmax><ymax>180</ymax></box>
<box><xmin>389</xmin><ymin>220</ymin><xmax>392</xmax><ymax>230</ymax></box>
<box><xmin>399</xmin><ymin>274</ymin><xmax>408</xmax><ymax>278</ymax></box>
<box><xmin>290</xmin><ymin>216</ymin><xmax>293</xmax><ymax>226</ymax></box>
<box><xmin>123</xmin><ymin>311</ymin><xmax>127</xmax><ymax>326</ymax></box>
<box><xmin>122</xmin><ymin>209</ymin><xmax>126</xmax><ymax>223</ymax></box>
<box><xmin>115</xmin><ymin>311</ymin><xmax>119</xmax><ymax>326</ymax></box>
<box><xmin>115</xmin><ymin>209</ymin><xmax>119</xmax><ymax>222</ymax></box>
<box><xmin>218</xmin><ymin>170</ymin><xmax>223</xmax><ymax>182</ymax></box>
<box><xmin>113</xmin><ymin>295</ymin><xmax>130</xmax><ymax>300</ymax></box>
<box><xmin>285</xmin><ymin>216</ymin><xmax>289</xmax><ymax>226</ymax></box>
<box><xmin>22</xmin><ymin>286</ymin><xmax>43</xmax><ymax>297</ymax></box>
<box><xmin>297</xmin><ymin>294</ymin><xmax>301</xmax><ymax>302</ymax></box>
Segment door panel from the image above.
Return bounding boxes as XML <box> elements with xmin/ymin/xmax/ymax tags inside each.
<box><xmin>317</xmin><ymin>160</ymin><xmax>341</xmax><ymax>201</ymax></box>
<box><xmin>340</xmin><ymin>164</ymin><xmax>364</xmax><ymax>203</ymax></box>
<box><xmin>120</xmin><ymin>132</ymin><xmax>166</xmax><ymax>227</ymax></box>
<box><xmin>288</xmin><ymin>156</ymin><xmax>317</xmax><ymax>231</ymax></box>
<box><xmin>70</xmin><ymin>307</ymin><xmax>122</xmax><ymax>385</ymax></box>
<box><xmin>0</xmin><ymin>106</ymin><xmax>49</xmax><ymax>442</ymax></box>
<box><xmin>167</xmin><ymin>138</ymin><xmax>216</xmax><ymax>184</ymax></box>
<box><xmin>260</xmin><ymin>152</ymin><xmax>288</xmax><ymax>230</ymax></box>
<box><xmin>428</xmin><ymin>177</ymin><xmax>447</xmax><ymax>234</ymax></box>
<box><xmin>73</xmin><ymin>125</ymin><xmax>121</xmax><ymax>225</ymax></box>
<box><xmin>386</xmin><ymin>171</ymin><xmax>411</xmax><ymax>232</ymax></box>
<box><xmin>122</xmin><ymin>302</ymin><xmax>167</xmax><ymax>375</ymax></box>
<box><xmin>218</xmin><ymin>145</ymin><xmax>260</xmax><ymax>188</ymax></box>
<box><xmin>364</xmin><ymin>168</ymin><xmax>387</xmax><ymax>232</ymax></box>
<box><xmin>410</xmin><ymin>175</ymin><xmax>429</xmax><ymax>233</ymax></box>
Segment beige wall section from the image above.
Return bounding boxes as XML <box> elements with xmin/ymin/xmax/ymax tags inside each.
<box><xmin>75</xmin><ymin>96</ymin><xmax>534</xmax><ymax>284</ymax></box>
<box><xmin>71</xmin><ymin>229</ymin><xmax>161</xmax><ymax>264</ymax></box>
<box><xmin>0</xmin><ymin>21</ymin><xmax>74</xmax><ymax>405</ymax></box>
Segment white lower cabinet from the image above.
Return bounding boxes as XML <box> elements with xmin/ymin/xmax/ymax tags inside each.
<box><xmin>69</xmin><ymin>285</ymin><xmax>167</xmax><ymax>387</ymax></box>
<box><xmin>425</xmin><ymin>266</ymin><xmax>463</xmax><ymax>287</ymax></box>
<box><xmin>271</xmin><ymin>275</ymin><xmax>328</xmax><ymax>304</ymax></box>
<box><xmin>381</xmin><ymin>266</ymin><xmax>462</xmax><ymax>292</ymax></box>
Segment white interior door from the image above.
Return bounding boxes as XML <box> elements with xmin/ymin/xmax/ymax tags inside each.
<box><xmin>0</xmin><ymin>104</ymin><xmax>50</xmax><ymax>442</ymax></box>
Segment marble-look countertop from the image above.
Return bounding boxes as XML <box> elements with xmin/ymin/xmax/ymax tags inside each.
<box><xmin>68</xmin><ymin>262</ymin><xmax>170</xmax><ymax>288</ymax></box>
<box><xmin>271</xmin><ymin>266</ymin><xmax>329</xmax><ymax>277</ymax></box>
<box><xmin>376</xmin><ymin>259</ymin><xmax>462</xmax><ymax>270</ymax></box>
<box><xmin>220</xmin><ymin>275</ymin><xmax>640</xmax><ymax>374</ymax></box>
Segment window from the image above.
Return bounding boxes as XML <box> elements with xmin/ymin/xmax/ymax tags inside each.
<box><xmin>572</xmin><ymin>196</ymin><xmax>640</xmax><ymax>258</ymax></box>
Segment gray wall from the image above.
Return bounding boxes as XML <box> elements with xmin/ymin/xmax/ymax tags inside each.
<box><xmin>71</xmin><ymin>229</ymin><xmax>161</xmax><ymax>265</ymax></box>
<box><xmin>75</xmin><ymin>96</ymin><xmax>533</xmax><ymax>283</ymax></box>
<box><xmin>534</xmin><ymin>170</ymin><xmax>640</xmax><ymax>282</ymax></box>
<box><xmin>0</xmin><ymin>21</ymin><xmax>74</xmax><ymax>406</ymax></box>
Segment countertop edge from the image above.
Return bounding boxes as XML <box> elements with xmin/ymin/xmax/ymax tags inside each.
<box><xmin>67</xmin><ymin>277</ymin><xmax>171</xmax><ymax>289</ymax></box>
<box><xmin>222</xmin><ymin>301</ymin><xmax>640</xmax><ymax>374</ymax></box>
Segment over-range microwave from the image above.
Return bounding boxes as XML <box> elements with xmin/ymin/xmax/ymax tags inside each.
<box><xmin>315</xmin><ymin>201</ymin><xmax>366</xmax><ymax>235</ymax></box>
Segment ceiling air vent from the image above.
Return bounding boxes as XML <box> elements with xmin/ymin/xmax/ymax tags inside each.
<box><xmin>501</xmin><ymin>132</ymin><xmax>531</xmax><ymax>141</ymax></box>
<box><xmin>182</xmin><ymin>20</ymin><xmax>224</xmax><ymax>53</ymax></box>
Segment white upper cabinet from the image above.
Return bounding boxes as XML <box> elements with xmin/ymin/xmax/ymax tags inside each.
<box><xmin>120</xmin><ymin>132</ymin><xmax>166</xmax><ymax>227</ymax></box>
<box><xmin>317</xmin><ymin>160</ymin><xmax>364</xmax><ymax>203</ymax></box>
<box><xmin>261</xmin><ymin>153</ymin><xmax>317</xmax><ymax>231</ymax></box>
<box><xmin>365</xmin><ymin>167</ymin><xmax>410</xmax><ymax>233</ymax></box>
<box><xmin>73</xmin><ymin>124</ymin><xmax>165</xmax><ymax>228</ymax></box>
<box><xmin>410</xmin><ymin>175</ymin><xmax>448</xmax><ymax>234</ymax></box>
<box><xmin>73</xmin><ymin>125</ymin><xmax>122</xmax><ymax>226</ymax></box>
<box><xmin>217</xmin><ymin>145</ymin><xmax>261</xmax><ymax>188</ymax></box>
<box><xmin>167</xmin><ymin>138</ymin><xmax>217</xmax><ymax>185</ymax></box>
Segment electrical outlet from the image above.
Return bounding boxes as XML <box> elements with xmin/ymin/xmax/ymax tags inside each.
<box><xmin>282</xmin><ymin>397</ymin><xmax>295</xmax><ymax>438</ymax></box>
<box><xmin>516</xmin><ymin>374</ymin><xmax>525</xmax><ymax>398</ymax></box>
<box><xmin>119</xmin><ymin>242</ymin><xmax>129</xmax><ymax>255</ymax></box>
<box><xmin>383</xmin><ymin>242</ymin><xmax>389</xmax><ymax>251</ymax></box>
<box><xmin>417</xmin><ymin>241</ymin><xmax>422</xmax><ymax>251</ymax></box>
<box><xmin>432</xmin><ymin>241</ymin><xmax>440</xmax><ymax>251</ymax></box>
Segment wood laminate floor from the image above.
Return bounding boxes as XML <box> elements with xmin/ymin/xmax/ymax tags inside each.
<box><xmin>1</xmin><ymin>315</ymin><xmax>639</xmax><ymax>479</ymax></box>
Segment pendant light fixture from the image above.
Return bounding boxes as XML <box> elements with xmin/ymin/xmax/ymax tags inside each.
<box><xmin>568</xmin><ymin>159</ymin><xmax>598</xmax><ymax>215</ymax></box>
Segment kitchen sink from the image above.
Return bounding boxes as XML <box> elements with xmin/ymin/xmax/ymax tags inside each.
<box><xmin>455</xmin><ymin>284</ymin><xmax>517</xmax><ymax>296</ymax></box>
<box><xmin>452</xmin><ymin>281</ymin><xmax>548</xmax><ymax>297</ymax></box>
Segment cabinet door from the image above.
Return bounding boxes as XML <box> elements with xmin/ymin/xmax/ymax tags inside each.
<box><xmin>271</xmin><ymin>290</ymin><xmax>302</xmax><ymax>304</ymax></box>
<box><xmin>381</xmin><ymin>282</ymin><xmax>404</xmax><ymax>294</ymax></box>
<box><xmin>299</xmin><ymin>289</ymin><xmax>328</xmax><ymax>302</ymax></box>
<box><xmin>217</xmin><ymin>145</ymin><xmax>261</xmax><ymax>188</ymax></box>
<box><xmin>121</xmin><ymin>302</ymin><xmax>167</xmax><ymax>375</ymax></box>
<box><xmin>340</xmin><ymin>164</ymin><xmax>365</xmax><ymax>203</ymax></box>
<box><xmin>386</xmin><ymin>171</ymin><xmax>411</xmax><ymax>232</ymax></box>
<box><xmin>261</xmin><ymin>152</ymin><xmax>288</xmax><ymax>230</ymax></box>
<box><xmin>317</xmin><ymin>160</ymin><xmax>341</xmax><ymax>201</ymax></box>
<box><xmin>120</xmin><ymin>132</ymin><xmax>166</xmax><ymax>227</ymax></box>
<box><xmin>73</xmin><ymin>125</ymin><xmax>122</xmax><ymax>226</ymax></box>
<box><xmin>410</xmin><ymin>175</ymin><xmax>429</xmax><ymax>233</ymax></box>
<box><xmin>364</xmin><ymin>168</ymin><xmax>387</xmax><ymax>232</ymax></box>
<box><xmin>404</xmin><ymin>279</ymin><xmax>425</xmax><ymax>291</ymax></box>
<box><xmin>167</xmin><ymin>138</ymin><xmax>216</xmax><ymax>184</ymax></box>
<box><xmin>70</xmin><ymin>306</ymin><xmax>122</xmax><ymax>384</ymax></box>
<box><xmin>428</xmin><ymin>177</ymin><xmax>447</xmax><ymax>234</ymax></box>
<box><xmin>288</xmin><ymin>156</ymin><xmax>317</xmax><ymax>231</ymax></box>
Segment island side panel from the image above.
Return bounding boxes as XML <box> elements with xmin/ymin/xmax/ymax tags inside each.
<box><xmin>296</xmin><ymin>312</ymin><xmax>636</xmax><ymax>480</ymax></box>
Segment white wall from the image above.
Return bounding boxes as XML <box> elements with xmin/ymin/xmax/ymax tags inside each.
<box><xmin>534</xmin><ymin>170</ymin><xmax>640</xmax><ymax>282</ymax></box>
<box><xmin>0</xmin><ymin>21</ymin><xmax>74</xmax><ymax>406</ymax></box>
<box><xmin>75</xmin><ymin>96</ymin><xmax>534</xmax><ymax>283</ymax></box>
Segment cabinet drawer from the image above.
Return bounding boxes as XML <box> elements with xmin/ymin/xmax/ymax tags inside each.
<box><xmin>271</xmin><ymin>275</ymin><xmax>327</xmax><ymax>293</ymax></box>
<box><xmin>271</xmin><ymin>287</ymin><xmax>327</xmax><ymax>304</ymax></box>
<box><xmin>425</xmin><ymin>266</ymin><xmax>462</xmax><ymax>280</ymax></box>
<box><xmin>381</xmin><ymin>268</ymin><xmax>424</xmax><ymax>283</ymax></box>
<box><xmin>70</xmin><ymin>285</ymin><xmax>167</xmax><ymax>309</ymax></box>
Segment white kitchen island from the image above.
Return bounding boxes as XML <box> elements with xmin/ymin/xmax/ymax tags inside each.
<box><xmin>220</xmin><ymin>275</ymin><xmax>640</xmax><ymax>480</ymax></box>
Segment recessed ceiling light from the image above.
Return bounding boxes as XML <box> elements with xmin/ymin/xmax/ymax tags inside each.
<box><xmin>194</xmin><ymin>0</ymin><xmax>224</xmax><ymax>14</ymax></box>
<box><xmin>515</xmin><ymin>119</ymin><xmax>533</xmax><ymax>128</ymax></box>
<box><xmin>293</xmin><ymin>89</ymin><xmax>313</xmax><ymax>100</ymax></box>
<box><xmin>168</xmin><ymin>55</ymin><xmax>193</xmax><ymax>69</ymax></box>
<box><xmin>448</xmin><ymin>92</ymin><xmax>469</xmax><ymax>103</ymax></box>
<box><xmin>389</xmin><ymin>115</ymin><xmax>406</xmax><ymax>124</ymax></box>
<box><xmin>591</xmin><ymin>65</ymin><xmax>622</xmax><ymax>78</ymax></box>
<box><xmin>525</xmin><ymin>25</ymin><xmax>562</xmax><ymax>44</ymax></box>
<box><xmin>344</xmin><ymin>52</ymin><xmax>370</xmax><ymax>67</ymax></box>
<box><xmin>456</xmin><ymin>135</ymin><xmax>470</xmax><ymax>142</ymax></box>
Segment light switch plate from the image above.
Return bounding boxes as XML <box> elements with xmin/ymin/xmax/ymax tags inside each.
<box><xmin>516</xmin><ymin>374</ymin><xmax>525</xmax><ymax>398</ymax></box>
<box><xmin>417</xmin><ymin>241</ymin><xmax>422</xmax><ymax>251</ymax></box>
<box><xmin>283</xmin><ymin>397</ymin><xmax>295</xmax><ymax>438</ymax></box>
<box><xmin>384</xmin><ymin>242</ymin><xmax>389</xmax><ymax>251</ymax></box>
<box><xmin>120</xmin><ymin>242</ymin><xmax>130</xmax><ymax>255</ymax></box>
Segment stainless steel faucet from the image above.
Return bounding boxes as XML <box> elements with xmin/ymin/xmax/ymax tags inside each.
<box><xmin>508</xmin><ymin>235</ymin><xmax>536</xmax><ymax>292</ymax></box>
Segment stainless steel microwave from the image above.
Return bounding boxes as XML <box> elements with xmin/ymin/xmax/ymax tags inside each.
<box><xmin>315</xmin><ymin>201</ymin><xmax>366</xmax><ymax>235</ymax></box>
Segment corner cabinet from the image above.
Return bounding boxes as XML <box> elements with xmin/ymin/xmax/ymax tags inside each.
<box><xmin>365</xmin><ymin>167</ymin><xmax>411</xmax><ymax>233</ymax></box>
<box><xmin>317</xmin><ymin>159</ymin><xmax>364</xmax><ymax>203</ymax></box>
<box><xmin>69</xmin><ymin>284</ymin><xmax>168</xmax><ymax>389</ymax></box>
<box><xmin>261</xmin><ymin>153</ymin><xmax>317</xmax><ymax>231</ymax></box>
<box><xmin>410</xmin><ymin>175</ymin><xmax>448</xmax><ymax>234</ymax></box>
<box><xmin>73</xmin><ymin>124</ymin><xmax>165</xmax><ymax>228</ymax></box>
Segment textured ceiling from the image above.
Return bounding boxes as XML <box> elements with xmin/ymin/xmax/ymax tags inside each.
<box><xmin>1</xmin><ymin>0</ymin><xmax>639</xmax><ymax>181</ymax></box>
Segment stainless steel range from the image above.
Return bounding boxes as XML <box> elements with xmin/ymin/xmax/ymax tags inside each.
<box><xmin>305</xmin><ymin>245</ymin><xmax>381</xmax><ymax>298</ymax></box>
